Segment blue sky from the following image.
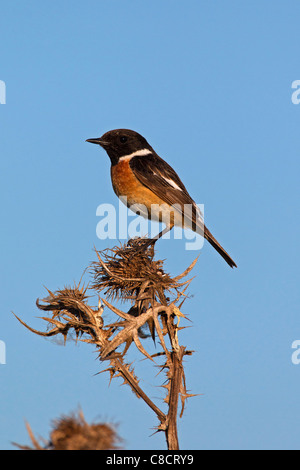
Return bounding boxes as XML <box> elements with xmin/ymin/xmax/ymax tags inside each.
<box><xmin>0</xmin><ymin>1</ymin><xmax>299</xmax><ymax>450</ymax></box>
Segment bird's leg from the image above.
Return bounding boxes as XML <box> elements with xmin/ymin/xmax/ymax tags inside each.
<box><xmin>129</xmin><ymin>225</ymin><xmax>173</xmax><ymax>257</ymax></box>
<box><xmin>141</xmin><ymin>225</ymin><xmax>173</xmax><ymax>250</ymax></box>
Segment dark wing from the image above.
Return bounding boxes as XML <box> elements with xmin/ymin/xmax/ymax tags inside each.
<box><xmin>130</xmin><ymin>153</ymin><xmax>237</xmax><ymax>268</ymax></box>
<box><xmin>130</xmin><ymin>152</ymin><xmax>198</xmax><ymax>206</ymax></box>
<box><xmin>130</xmin><ymin>152</ymin><xmax>203</xmax><ymax>231</ymax></box>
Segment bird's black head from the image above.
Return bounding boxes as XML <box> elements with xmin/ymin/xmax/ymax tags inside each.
<box><xmin>86</xmin><ymin>129</ymin><xmax>153</xmax><ymax>165</ymax></box>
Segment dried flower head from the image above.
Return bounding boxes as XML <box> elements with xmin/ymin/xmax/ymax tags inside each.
<box><xmin>14</xmin><ymin>410</ymin><xmax>121</xmax><ymax>450</ymax></box>
<box><xmin>14</xmin><ymin>238</ymin><xmax>198</xmax><ymax>451</ymax></box>
<box><xmin>91</xmin><ymin>239</ymin><xmax>176</xmax><ymax>302</ymax></box>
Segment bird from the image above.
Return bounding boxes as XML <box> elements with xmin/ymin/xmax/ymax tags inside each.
<box><xmin>86</xmin><ymin>129</ymin><xmax>237</xmax><ymax>268</ymax></box>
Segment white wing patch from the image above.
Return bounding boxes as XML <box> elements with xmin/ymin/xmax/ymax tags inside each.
<box><xmin>151</xmin><ymin>171</ymin><xmax>183</xmax><ymax>192</ymax></box>
<box><xmin>162</xmin><ymin>177</ymin><xmax>183</xmax><ymax>191</ymax></box>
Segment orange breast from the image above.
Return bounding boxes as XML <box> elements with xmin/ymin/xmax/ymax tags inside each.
<box><xmin>111</xmin><ymin>159</ymin><xmax>166</xmax><ymax>209</ymax></box>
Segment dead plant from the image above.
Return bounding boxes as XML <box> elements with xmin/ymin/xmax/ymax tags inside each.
<box><xmin>14</xmin><ymin>238</ymin><xmax>198</xmax><ymax>450</ymax></box>
<box><xmin>14</xmin><ymin>409</ymin><xmax>121</xmax><ymax>450</ymax></box>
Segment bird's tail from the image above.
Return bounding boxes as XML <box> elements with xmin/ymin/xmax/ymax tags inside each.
<box><xmin>204</xmin><ymin>226</ymin><xmax>237</xmax><ymax>269</ymax></box>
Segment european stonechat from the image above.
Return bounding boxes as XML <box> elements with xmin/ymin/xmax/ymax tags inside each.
<box><xmin>86</xmin><ymin>129</ymin><xmax>237</xmax><ymax>268</ymax></box>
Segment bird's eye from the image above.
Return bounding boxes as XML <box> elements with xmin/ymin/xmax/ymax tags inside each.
<box><xmin>120</xmin><ymin>136</ymin><xmax>127</xmax><ymax>144</ymax></box>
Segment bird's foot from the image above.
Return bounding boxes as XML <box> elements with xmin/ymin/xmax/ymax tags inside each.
<box><xmin>127</xmin><ymin>237</ymin><xmax>156</xmax><ymax>258</ymax></box>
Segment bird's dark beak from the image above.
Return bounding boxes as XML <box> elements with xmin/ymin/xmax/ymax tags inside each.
<box><xmin>86</xmin><ymin>137</ymin><xmax>102</xmax><ymax>145</ymax></box>
<box><xmin>86</xmin><ymin>138</ymin><xmax>109</xmax><ymax>147</ymax></box>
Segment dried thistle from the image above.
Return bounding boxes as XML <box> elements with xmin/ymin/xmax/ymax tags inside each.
<box><xmin>91</xmin><ymin>239</ymin><xmax>195</xmax><ymax>341</ymax></box>
<box><xmin>14</xmin><ymin>410</ymin><xmax>121</xmax><ymax>450</ymax></box>
<box><xmin>14</xmin><ymin>239</ymin><xmax>198</xmax><ymax>450</ymax></box>
<box><xmin>91</xmin><ymin>239</ymin><xmax>175</xmax><ymax>303</ymax></box>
